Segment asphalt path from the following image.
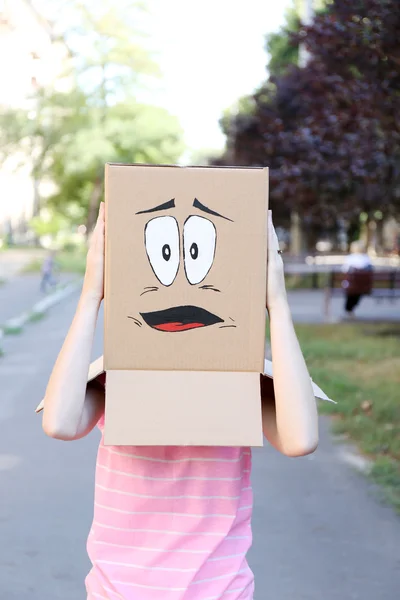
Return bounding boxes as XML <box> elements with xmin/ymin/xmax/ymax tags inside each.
<box><xmin>0</xmin><ymin>291</ymin><xmax>399</xmax><ymax>599</ymax></box>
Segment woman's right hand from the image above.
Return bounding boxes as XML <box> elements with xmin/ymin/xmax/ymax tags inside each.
<box><xmin>82</xmin><ymin>202</ymin><xmax>105</xmax><ymax>303</ymax></box>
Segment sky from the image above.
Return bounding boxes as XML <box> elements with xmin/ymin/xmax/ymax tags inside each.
<box><xmin>147</xmin><ymin>0</ymin><xmax>294</xmax><ymax>153</ymax></box>
<box><xmin>34</xmin><ymin>0</ymin><xmax>294</xmax><ymax>154</ymax></box>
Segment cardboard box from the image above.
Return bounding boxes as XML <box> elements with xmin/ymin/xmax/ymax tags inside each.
<box><xmin>103</xmin><ymin>164</ymin><xmax>269</xmax><ymax>446</ymax></box>
<box><xmin>35</xmin><ymin>164</ymin><xmax>333</xmax><ymax>445</ymax></box>
<box><xmin>36</xmin><ymin>357</ymin><xmax>334</xmax><ymax>417</ymax></box>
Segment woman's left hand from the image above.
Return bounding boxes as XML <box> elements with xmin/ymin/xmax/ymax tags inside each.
<box><xmin>266</xmin><ymin>211</ymin><xmax>288</xmax><ymax>312</ymax></box>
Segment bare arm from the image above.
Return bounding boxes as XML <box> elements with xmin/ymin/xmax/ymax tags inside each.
<box><xmin>42</xmin><ymin>203</ymin><xmax>105</xmax><ymax>441</ymax></box>
<box><xmin>262</xmin><ymin>212</ymin><xmax>318</xmax><ymax>457</ymax></box>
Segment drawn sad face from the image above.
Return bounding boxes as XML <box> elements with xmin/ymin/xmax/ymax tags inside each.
<box><xmin>129</xmin><ymin>198</ymin><xmax>235</xmax><ymax>333</ymax></box>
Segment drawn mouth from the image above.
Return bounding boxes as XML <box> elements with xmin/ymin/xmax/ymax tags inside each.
<box><xmin>140</xmin><ymin>305</ymin><xmax>223</xmax><ymax>332</ymax></box>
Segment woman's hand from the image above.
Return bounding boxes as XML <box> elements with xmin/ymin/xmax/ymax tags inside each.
<box><xmin>263</xmin><ymin>210</ymin><xmax>318</xmax><ymax>457</ymax></box>
<box><xmin>82</xmin><ymin>202</ymin><xmax>105</xmax><ymax>303</ymax></box>
<box><xmin>42</xmin><ymin>202</ymin><xmax>105</xmax><ymax>440</ymax></box>
<box><xmin>266</xmin><ymin>211</ymin><xmax>288</xmax><ymax>313</ymax></box>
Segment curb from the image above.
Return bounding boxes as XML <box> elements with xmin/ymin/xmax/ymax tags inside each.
<box><xmin>0</xmin><ymin>279</ymin><xmax>82</xmax><ymax>343</ymax></box>
<box><xmin>336</xmin><ymin>447</ymin><xmax>373</xmax><ymax>475</ymax></box>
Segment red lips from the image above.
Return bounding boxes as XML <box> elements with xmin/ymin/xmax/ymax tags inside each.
<box><xmin>153</xmin><ymin>322</ymin><xmax>206</xmax><ymax>332</ymax></box>
<box><xmin>139</xmin><ymin>306</ymin><xmax>223</xmax><ymax>332</ymax></box>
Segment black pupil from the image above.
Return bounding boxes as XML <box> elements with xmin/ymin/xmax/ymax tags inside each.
<box><xmin>190</xmin><ymin>243</ymin><xmax>199</xmax><ymax>260</ymax></box>
<box><xmin>162</xmin><ymin>244</ymin><xmax>171</xmax><ymax>261</ymax></box>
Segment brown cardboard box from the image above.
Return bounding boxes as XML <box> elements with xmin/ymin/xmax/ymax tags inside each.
<box><xmin>35</xmin><ymin>164</ymin><xmax>334</xmax><ymax>444</ymax></box>
<box><xmin>103</xmin><ymin>164</ymin><xmax>269</xmax><ymax>446</ymax></box>
<box><xmin>36</xmin><ymin>357</ymin><xmax>334</xmax><ymax>422</ymax></box>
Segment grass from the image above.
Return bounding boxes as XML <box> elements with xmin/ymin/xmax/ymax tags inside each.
<box><xmin>284</xmin><ymin>273</ymin><xmax>329</xmax><ymax>290</ymax></box>
<box><xmin>22</xmin><ymin>249</ymin><xmax>86</xmax><ymax>275</ymax></box>
<box><xmin>267</xmin><ymin>321</ymin><xmax>400</xmax><ymax>513</ymax></box>
<box><xmin>2</xmin><ymin>324</ymin><xmax>23</xmax><ymax>335</ymax></box>
<box><xmin>28</xmin><ymin>310</ymin><xmax>45</xmax><ymax>323</ymax></box>
<box><xmin>306</xmin><ymin>323</ymin><xmax>400</xmax><ymax>511</ymax></box>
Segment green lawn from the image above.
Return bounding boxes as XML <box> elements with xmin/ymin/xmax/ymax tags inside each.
<box><xmin>284</xmin><ymin>273</ymin><xmax>329</xmax><ymax>290</ymax></box>
<box><xmin>269</xmin><ymin>322</ymin><xmax>400</xmax><ymax>512</ymax></box>
<box><xmin>23</xmin><ymin>250</ymin><xmax>86</xmax><ymax>275</ymax></box>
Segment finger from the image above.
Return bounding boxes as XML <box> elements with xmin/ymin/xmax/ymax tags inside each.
<box><xmin>95</xmin><ymin>202</ymin><xmax>104</xmax><ymax>225</ymax></box>
<box><xmin>268</xmin><ymin>217</ymin><xmax>280</xmax><ymax>252</ymax></box>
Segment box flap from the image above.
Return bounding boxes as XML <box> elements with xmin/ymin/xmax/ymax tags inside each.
<box><xmin>35</xmin><ymin>356</ymin><xmax>105</xmax><ymax>413</ymax></box>
<box><xmin>35</xmin><ymin>355</ymin><xmax>334</xmax><ymax>414</ymax></box>
<box><xmin>104</xmin><ymin>370</ymin><xmax>263</xmax><ymax>447</ymax></box>
<box><xmin>262</xmin><ymin>358</ymin><xmax>335</xmax><ymax>403</ymax></box>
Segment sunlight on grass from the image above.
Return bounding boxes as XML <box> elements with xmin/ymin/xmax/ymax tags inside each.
<box><xmin>267</xmin><ymin>321</ymin><xmax>400</xmax><ymax>512</ymax></box>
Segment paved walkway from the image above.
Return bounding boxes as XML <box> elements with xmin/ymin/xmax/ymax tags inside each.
<box><xmin>0</xmin><ymin>291</ymin><xmax>399</xmax><ymax>599</ymax></box>
<box><xmin>1</xmin><ymin>277</ymin><xmax>397</xmax><ymax>331</ymax></box>
<box><xmin>0</xmin><ymin>249</ymin><xmax>45</xmax><ymax>280</ymax></box>
<box><xmin>287</xmin><ymin>290</ymin><xmax>400</xmax><ymax>323</ymax></box>
<box><xmin>0</xmin><ymin>273</ymin><xmax>76</xmax><ymax>325</ymax></box>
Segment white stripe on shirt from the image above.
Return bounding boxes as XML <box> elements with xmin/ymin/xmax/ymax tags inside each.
<box><xmin>95</xmin><ymin>501</ymin><xmax>241</xmax><ymax>519</ymax></box>
<box><xmin>104</xmin><ymin>447</ymin><xmax>251</xmax><ymax>464</ymax></box>
<box><xmin>95</xmin><ymin>482</ymin><xmax>243</xmax><ymax>501</ymax></box>
<box><xmin>110</xmin><ymin>568</ymin><xmax>248</xmax><ymax>590</ymax></box>
<box><xmin>93</xmin><ymin>544</ymin><xmax>246</xmax><ymax>563</ymax></box>
<box><xmin>93</xmin><ymin>520</ymin><xmax>250</xmax><ymax>538</ymax></box>
<box><xmin>97</xmin><ymin>462</ymin><xmax>246</xmax><ymax>482</ymax></box>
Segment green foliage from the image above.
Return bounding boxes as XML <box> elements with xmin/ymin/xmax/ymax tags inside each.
<box><xmin>0</xmin><ymin>0</ymin><xmax>184</xmax><ymax>232</ymax></box>
<box><xmin>219</xmin><ymin>95</ymin><xmax>257</xmax><ymax>138</ymax></box>
<box><xmin>23</xmin><ymin>249</ymin><xmax>86</xmax><ymax>274</ymax></box>
<box><xmin>30</xmin><ymin>208</ymin><xmax>69</xmax><ymax>238</ymax></box>
<box><xmin>266</xmin><ymin>0</ymin><xmax>330</xmax><ymax>77</ymax></box>
<box><xmin>47</xmin><ymin>100</ymin><xmax>184</xmax><ymax>217</ymax></box>
<box><xmin>217</xmin><ymin>0</ymin><xmax>400</xmax><ymax>226</ymax></box>
<box><xmin>370</xmin><ymin>458</ymin><xmax>400</xmax><ymax>514</ymax></box>
<box><xmin>266</xmin><ymin>7</ymin><xmax>300</xmax><ymax>77</ymax></box>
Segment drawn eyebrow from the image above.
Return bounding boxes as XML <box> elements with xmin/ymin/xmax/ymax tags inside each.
<box><xmin>193</xmin><ymin>198</ymin><xmax>233</xmax><ymax>222</ymax></box>
<box><xmin>136</xmin><ymin>199</ymin><xmax>175</xmax><ymax>215</ymax></box>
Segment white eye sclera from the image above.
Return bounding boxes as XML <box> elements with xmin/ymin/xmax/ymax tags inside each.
<box><xmin>144</xmin><ymin>216</ymin><xmax>180</xmax><ymax>286</ymax></box>
<box><xmin>183</xmin><ymin>216</ymin><xmax>216</xmax><ymax>285</ymax></box>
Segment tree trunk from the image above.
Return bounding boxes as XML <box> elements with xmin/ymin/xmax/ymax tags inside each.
<box><xmin>32</xmin><ymin>178</ymin><xmax>40</xmax><ymax>217</ymax></box>
<box><xmin>32</xmin><ymin>178</ymin><xmax>41</xmax><ymax>247</ymax></box>
<box><xmin>375</xmin><ymin>219</ymin><xmax>384</xmax><ymax>254</ymax></box>
<box><xmin>86</xmin><ymin>175</ymin><xmax>103</xmax><ymax>238</ymax></box>
<box><xmin>290</xmin><ymin>210</ymin><xmax>304</xmax><ymax>257</ymax></box>
<box><xmin>366</xmin><ymin>218</ymin><xmax>377</xmax><ymax>255</ymax></box>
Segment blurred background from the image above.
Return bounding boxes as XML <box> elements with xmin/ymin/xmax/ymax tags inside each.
<box><xmin>0</xmin><ymin>1</ymin><xmax>399</xmax><ymax>599</ymax></box>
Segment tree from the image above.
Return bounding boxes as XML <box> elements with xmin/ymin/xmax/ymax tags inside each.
<box><xmin>0</xmin><ymin>0</ymin><xmax>184</xmax><ymax>239</ymax></box>
<box><xmin>216</xmin><ymin>0</ymin><xmax>400</xmax><ymax>250</ymax></box>
<box><xmin>50</xmin><ymin>0</ymin><xmax>164</xmax><ymax>232</ymax></box>
<box><xmin>47</xmin><ymin>100</ymin><xmax>183</xmax><ymax>225</ymax></box>
<box><xmin>266</xmin><ymin>6</ymin><xmax>300</xmax><ymax>77</ymax></box>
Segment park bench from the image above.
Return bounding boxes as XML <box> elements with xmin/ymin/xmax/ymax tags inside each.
<box><xmin>323</xmin><ymin>269</ymin><xmax>400</xmax><ymax>320</ymax></box>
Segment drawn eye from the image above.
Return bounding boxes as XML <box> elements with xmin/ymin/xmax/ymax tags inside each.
<box><xmin>183</xmin><ymin>216</ymin><xmax>216</xmax><ymax>285</ymax></box>
<box><xmin>144</xmin><ymin>216</ymin><xmax>180</xmax><ymax>286</ymax></box>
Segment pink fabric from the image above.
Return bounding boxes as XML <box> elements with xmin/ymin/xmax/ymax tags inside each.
<box><xmin>86</xmin><ymin>415</ymin><xmax>254</xmax><ymax>600</ymax></box>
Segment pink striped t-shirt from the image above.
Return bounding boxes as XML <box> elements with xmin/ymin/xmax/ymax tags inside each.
<box><xmin>85</xmin><ymin>414</ymin><xmax>255</xmax><ymax>600</ymax></box>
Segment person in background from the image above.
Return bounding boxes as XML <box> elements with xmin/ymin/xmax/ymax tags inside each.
<box><xmin>342</xmin><ymin>240</ymin><xmax>373</xmax><ymax>318</ymax></box>
<box><xmin>40</xmin><ymin>250</ymin><xmax>58</xmax><ymax>294</ymax></box>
